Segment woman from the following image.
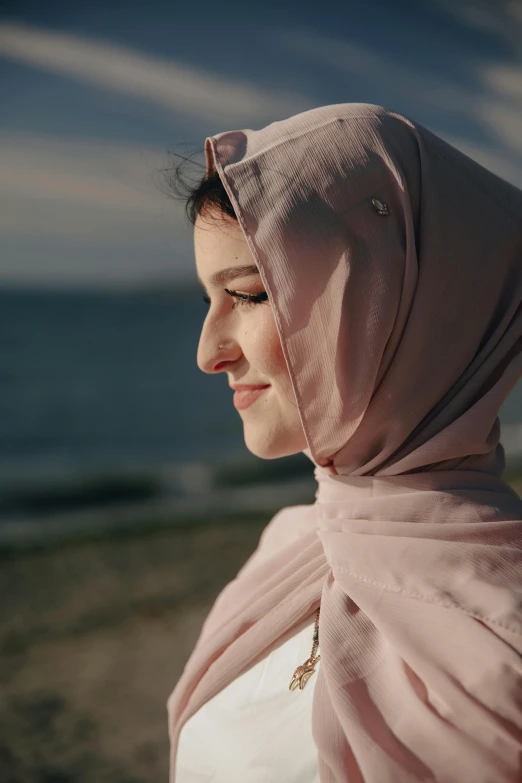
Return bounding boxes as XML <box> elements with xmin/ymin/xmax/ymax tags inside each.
<box><xmin>167</xmin><ymin>103</ymin><xmax>522</xmax><ymax>782</ymax></box>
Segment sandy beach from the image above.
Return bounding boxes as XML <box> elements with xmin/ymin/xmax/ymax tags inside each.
<box><xmin>0</xmin><ymin>513</ymin><xmax>269</xmax><ymax>782</ymax></box>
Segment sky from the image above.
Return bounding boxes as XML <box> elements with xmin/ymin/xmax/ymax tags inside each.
<box><xmin>1</xmin><ymin>0</ymin><xmax>522</xmax><ymax>289</ymax></box>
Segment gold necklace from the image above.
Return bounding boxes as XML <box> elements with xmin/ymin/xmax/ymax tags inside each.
<box><xmin>289</xmin><ymin>607</ymin><xmax>320</xmax><ymax>691</ymax></box>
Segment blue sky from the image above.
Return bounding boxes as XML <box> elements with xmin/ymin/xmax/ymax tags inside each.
<box><xmin>2</xmin><ymin>0</ymin><xmax>522</xmax><ymax>288</ymax></box>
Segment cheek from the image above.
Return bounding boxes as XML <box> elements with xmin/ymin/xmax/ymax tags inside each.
<box><xmin>247</xmin><ymin>314</ymin><xmax>289</xmax><ymax>381</ymax></box>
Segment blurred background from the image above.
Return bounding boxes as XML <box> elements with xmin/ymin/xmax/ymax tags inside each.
<box><xmin>1</xmin><ymin>1</ymin><xmax>522</xmax><ymax>780</ymax></box>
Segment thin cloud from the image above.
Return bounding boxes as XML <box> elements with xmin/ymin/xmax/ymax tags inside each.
<box><xmin>0</xmin><ymin>131</ymin><xmax>171</xmax><ymax>215</ymax></box>
<box><xmin>266</xmin><ymin>26</ymin><xmax>472</xmax><ymax>113</ymax></box>
<box><xmin>266</xmin><ymin>25</ymin><xmax>522</xmax><ymax>165</ymax></box>
<box><xmin>428</xmin><ymin>0</ymin><xmax>522</xmax><ymax>56</ymax></box>
<box><xmin>0</xmin><ymin>132</ymin><xmax>193</xmax><ymax>285</ymax></box>
<box><xmin>0</xmin><ymin>22</ymin><xmax>311</xmax><ymax>126</ymax></box>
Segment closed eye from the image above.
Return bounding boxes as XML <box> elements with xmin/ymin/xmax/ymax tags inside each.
<box><xmin>202</xmin><ymin>289</ymin><xmax>269</xmax><ymax>309</ymax></box>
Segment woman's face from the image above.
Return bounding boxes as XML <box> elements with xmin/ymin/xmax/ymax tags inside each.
<box><xmin>195</xmin><ymin>212</ymin><xmax>308</xmax><ymax>459</ymax></box>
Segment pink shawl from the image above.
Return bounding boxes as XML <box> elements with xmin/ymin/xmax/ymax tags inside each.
<box><xmin>168</xmin><ymin>103</ymin><xmax>522</xmax><ymax>781</ymax></box>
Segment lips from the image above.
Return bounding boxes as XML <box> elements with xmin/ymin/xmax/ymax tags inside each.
<box><xmin>232</xmin><ymin>385</ymin><xmax>270</xmax><ymax>410</ymax></box>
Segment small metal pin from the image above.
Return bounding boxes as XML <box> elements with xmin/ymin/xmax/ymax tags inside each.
<box><xmin>371</xmin><ymin>198</ymin><xmax>389</xmax><ymax>216</ymax></box>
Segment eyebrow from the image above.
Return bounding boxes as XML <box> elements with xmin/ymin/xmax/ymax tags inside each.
<box><xmin>197</xmin><ymin>264</ymin><xmax>261</xmax><ymax>290</ymax></box>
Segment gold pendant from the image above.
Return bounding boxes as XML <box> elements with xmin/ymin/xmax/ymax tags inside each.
<box><xmin>289</xmin><ymin>655</ymin><xmax>320</xmax><ymax>691</ymax></box>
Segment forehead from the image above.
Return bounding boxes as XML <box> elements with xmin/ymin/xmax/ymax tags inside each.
<box><xmin>194</xmin><ymin>213</ymin><xmax>246</xmax><ymax>251</ymax></box>
<box><xmin>194</xmin><ymin>213</ymin><xmax>258</xmax><ymax>275</ymax></box>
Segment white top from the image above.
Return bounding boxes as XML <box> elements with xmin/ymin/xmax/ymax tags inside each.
<box><xmin>175</xmin><ymin>615</ymin><xmax>321</xmax><ymax>783</ymax></box>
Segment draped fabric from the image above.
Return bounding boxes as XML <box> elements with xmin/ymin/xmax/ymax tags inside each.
<box><xmin>167</xmin><ymin>103</ymin><xmax>522</xmax><ymax>782</ymax></box>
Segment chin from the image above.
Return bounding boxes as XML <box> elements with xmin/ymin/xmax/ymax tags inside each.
<box><xmin>244</xmin><ymin>427</ymin><xmax>307</xmax><ymax>460</ymax></box>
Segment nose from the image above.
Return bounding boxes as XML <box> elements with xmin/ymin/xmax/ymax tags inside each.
<box><xmin>197</xmin><ymin>321</ymin><xmax>240</xmax><ymax>374</ymax></box>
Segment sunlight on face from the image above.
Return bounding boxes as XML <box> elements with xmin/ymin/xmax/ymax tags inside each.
<box><xmin>194</xmin><ymin>211</ymin><xmax>308</xmax><ymax>460</ymax></box>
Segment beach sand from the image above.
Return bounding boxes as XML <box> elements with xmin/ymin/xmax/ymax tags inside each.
<box><xmin>0</xmin><ymin>515</ymin><xmax>268</xmax><ymax>783</ymax></box>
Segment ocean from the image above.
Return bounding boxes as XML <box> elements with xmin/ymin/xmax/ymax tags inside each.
<box><xmin>1</xmin><ymin>285</ymin><xmax>246</xmax><ymax>471</ymax></box>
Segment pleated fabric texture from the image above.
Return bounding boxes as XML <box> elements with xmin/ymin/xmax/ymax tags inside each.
<box><xmin>167</xmin><ymin>103</ymin><xmax>522</xmax><ymax>782</ymax></box>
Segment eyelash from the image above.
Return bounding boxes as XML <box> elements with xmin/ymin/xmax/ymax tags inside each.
<box><xmin>202</xmin><ymin>288</ymin><xmax>269</xmax><ymax>310</ymax></box>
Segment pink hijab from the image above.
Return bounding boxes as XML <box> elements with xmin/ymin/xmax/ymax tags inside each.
<box><xmin>168</xmin><ymin>103</ymin><xmax>522</xmax><ymax>781</ymax></box>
